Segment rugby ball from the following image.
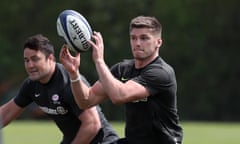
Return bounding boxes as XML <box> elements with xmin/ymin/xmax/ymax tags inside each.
<box><xmin>56</xmin><ymin>10</ymin><xmax>93</xmax><ymax>52</ymax></box>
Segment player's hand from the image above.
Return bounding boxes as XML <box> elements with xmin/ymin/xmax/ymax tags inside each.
<box><xmin>59</xmin><ymin>44</ymin><xmax>80</xmax><ymax>75</ymax></box>
<box><xmin>88</xmin><ymin>31</ymin><xmax>104</xmax><ymax>64</ymax></box>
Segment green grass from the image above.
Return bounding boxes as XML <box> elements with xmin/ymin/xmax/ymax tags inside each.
<box><xmin>2</xmin><ymin>120</ymin><xmax>240</xmax><ymax>144</ymax></box>
<box><xmin>183</xmin><ymin>122</ymin><xmax>240</xmax><ymax>144</ymax></box>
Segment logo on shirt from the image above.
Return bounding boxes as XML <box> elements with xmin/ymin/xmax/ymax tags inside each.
<box><xmin>52</xmin><ymin>94</ymin><xmax>60</xmax><ymax>104</ymax></box>
<box><xmin>39</xmin><ymin>106</ymin><xmax>68</xmax><ymax>115</ymax></box>
<box><xmin>34</xmin><ymin>93</ymin><xmax>40</xmax><ymax>97</ymax></box>
<box><xmin>121</xmin><ymin>77</ymin><xmax>128</xmax><ymax>82</ymax></box>
<box><xmin>52</xmin><ymin>94</ymin><xmax>59</xmax><ymax>101</ymax></box>
<box><xmin>56</xmin><ymin>106</ymin><xmax>68</xmax><ymax>115</ymax></box>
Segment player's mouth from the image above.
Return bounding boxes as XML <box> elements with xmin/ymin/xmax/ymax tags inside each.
<box><xmin>28</xmin><ymin>69</ymin><xmax>38</xmax><ymax>75</ymax></box>
<box><xmin>133</xmin><ymin>48</ymin><xmax>144</xmax><ymax>53</ymax></box>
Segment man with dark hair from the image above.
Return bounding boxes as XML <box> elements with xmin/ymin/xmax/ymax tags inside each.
<box><xmin>0</xmin><ymin>34</ymin><xmax>118</xmax><ymax>144</ymax></box>
<box><xmin>60</xmin><ymin>16</ymin><xmax>183</xmax><ymax>144</ymax></box>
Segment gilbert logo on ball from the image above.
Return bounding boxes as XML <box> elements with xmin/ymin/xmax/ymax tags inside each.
<box><xmin>57</xmin><ymin>10</ymin><xmax>93</xmax><ymax>52</ymax></box>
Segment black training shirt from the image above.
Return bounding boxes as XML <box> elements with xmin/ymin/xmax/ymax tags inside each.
<box><xmin>111</xmin><ymin>56</ymin><xmax>183</xmax><ymax>144</ymax></box>
<box><xmin>14</xmin><ymin>63</ymin><xmax>118</xmax><ymax>144</ymax></box>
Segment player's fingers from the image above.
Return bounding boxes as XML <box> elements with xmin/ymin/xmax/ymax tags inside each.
<box><xmin>59</xmin><ymin>46</ymin><xmax>65</xmax><ymax>58</ymax></box>
<box><xmin>93</xmin><ymin>31</ymin><xmax>103</xmax><ymax>44</ymax></box>
<box><xmin>61</xmin><ymin>44</ymin><xmax>68</xmax><ymax>49</ymax></box>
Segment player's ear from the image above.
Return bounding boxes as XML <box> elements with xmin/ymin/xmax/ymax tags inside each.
<box><xmin>48</xmin><ymin>54</ymin><xmax>55</xmax><ymax>61</ymax></box>
<box><xmin>156</xmin><ymin>38</ymin><xmax>162</xmax><ymax>49</ymax></box>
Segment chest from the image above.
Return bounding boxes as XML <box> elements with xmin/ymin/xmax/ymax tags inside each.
<box><xmin>31</xmin><ymin>83</ymin><xmax>70</xmax><ymax>115</ymax></box>
<box><xmin>119</xmin><ymin>66</ymin><xmax>142</xmax><ymax>82</ymax></box>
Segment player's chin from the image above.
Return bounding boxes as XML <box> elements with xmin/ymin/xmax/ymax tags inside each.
<box><xmin>28</xmin><ymin>75</ymin><xmax>40</xmax><ymax>81</ymax></box>
<box><xmin>133</xmin><ymin>53</ymin><xmax>146</xmax><ymax>60</ymax></box>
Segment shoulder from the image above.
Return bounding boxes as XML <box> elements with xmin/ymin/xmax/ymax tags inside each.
<box><xmin>55</xmin><ymin>63</ymin><xmax>70</xmax><ymax>84</ymax></box>
<box><xmin>20</xmin><ymin>78</ymin><xmax>36</xmax><ymax>89</ymax></box>
<box><xmin>143</xmin><ymin>57</ymin><xmax>176</xmax><ymax>84</ymax></box>
<box><xmin>148</xmin><ymin>57</ymin><xmax>174</xmax><ymax>71</ymax></box>
<box><xmin>56</xmin><ymin>63</ymin><xmax>89</xmax><ymax>83</ymax></box>
<box><xmin>16</xmin><ymin>78</ymin><xmax>36</xmax><ymax>98</ymax></box>
<box><xmin>56</xmin><ymin>63</ymin><xmax>68</xmax><ymax>75</ymax></box>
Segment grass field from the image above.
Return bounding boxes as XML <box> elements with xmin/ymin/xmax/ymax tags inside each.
<box><xmin>2</xmin><ymin>120</ymin><xmax>240</xmax><ymax>144</ymax></box>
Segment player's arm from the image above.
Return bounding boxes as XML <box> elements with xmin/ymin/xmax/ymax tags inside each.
<box><xmin>59</xmin><ymin>45</ymin><xmax>108</xmax><ymax>109</ymax></box>
<box><xmin>71</xmin><ymin>75</ymin><xmax>108</xmax><ymax>108</ymax></box>
<box><xmin>89</xmin><ymin>32</ymin><xmax>150</xmax><ymax>104</ymax></box>
<box><xmin>71</xmin><ymin>106</ymin><xmax>101</xmax><ymax>144</ymax></box>
<box><xmin>0</xmin><ymin>99</ymin><xmax>24</xmax><ymax>127</ymax></box>
<box><xmin>95</xmin><ymin>60</ymin><xmax>149</xmax><ymax>104</ymax></box>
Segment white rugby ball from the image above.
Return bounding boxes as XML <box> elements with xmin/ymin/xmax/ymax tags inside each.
<box><xmin>56</xmin><ymin>10</ymin><xmax>93</xmax><ymax>52</ymax></box>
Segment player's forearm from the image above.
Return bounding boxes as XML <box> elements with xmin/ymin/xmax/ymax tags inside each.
<box><xmin>70</xmin><ymin>72</ymin><xmax>92</xmax><ymax>109</ymax></box>
<box><xmin>72</xmin><ymin>107</ymin><xmax>101</xmax><ymax>144</ymax></box>
<box><xmin>94</xmin><ymin>60</ymin><xmax>127</xmax><ymax>104</ymax></box>
<box><xmin>0</xmin><ymin>108</ymin><xmax>10</xmax><ymax>127</ymax></box>
<box><xmin>72</xmin><ymin>123</ymin><xmax>100</xmax><ymax>144</ymax></box>
<box><xmin>0</xmin><ymin>100</ymin><xmax>23</xmax><ymax>127</ymax></box>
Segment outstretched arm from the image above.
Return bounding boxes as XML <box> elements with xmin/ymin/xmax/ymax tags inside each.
<box><xmin>0</xmin><ymin>99</ymin><xmax>24</xmax><ymax>127</ymax></box>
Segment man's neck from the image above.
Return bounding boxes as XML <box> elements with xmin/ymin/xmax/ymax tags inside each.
<box><xmin>134</xmin><ymin>54</ymin><xmax>158</xmax><ymax>69</ymax></box>
<box><xmin>39</xmin><ymin>62</ymin><xmax>56</xmax><ymax>84</ymax></box>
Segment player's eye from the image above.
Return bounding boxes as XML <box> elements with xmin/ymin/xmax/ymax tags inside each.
<box><xmin>130</xmin><ymin>36</ymin><xmax>137</xmax><ymax>41</ymax></box>
<box><xmin>140</xmin><ymin>36</ymin><xmax>149</xmax><ymax>41</ymax></box>
<box><xmin>24</xmin><ymin>58</ymin><xmax>29</xmax><ymax>63</ymax></box>
<box><xmin>31</xmin><ymin>56</ymin><xmax>41</xmax><ymax>62</ymax></box>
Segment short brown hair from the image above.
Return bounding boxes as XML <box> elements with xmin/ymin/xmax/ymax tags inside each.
<box><xmin>24</xmin><ymin>34</ymin><xmax>54</xmax><ymax>58</ymax></box>
<box><xmin>129</xmin><ymin>16</ymin><xmax>162</xmax><ymax>37</ymax></box>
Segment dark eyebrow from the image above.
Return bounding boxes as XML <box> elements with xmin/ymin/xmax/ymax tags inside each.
<box><xmin>24</xmin><ymin>55</ymin><xmax>40</xmax><ymax>61</ymax></box>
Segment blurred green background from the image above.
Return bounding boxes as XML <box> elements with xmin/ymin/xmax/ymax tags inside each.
<box><xmin>0</xmin><ymin>0</ymin><xmax>240</xmax><ymax>122</ymax></box>
<box><xmin>3</xmin><ymin>121</ymin><xmax>240</xmax><ymax>144</ymax></box>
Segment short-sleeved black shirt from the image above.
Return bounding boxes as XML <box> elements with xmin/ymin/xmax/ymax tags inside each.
<box><xmin>111</xmin><ymin>56</ymin><xmax>183</xmax><ymax>144</ymax></box>
<box><xmin>14</xmin><ymin>63</ymin><xmax>118</xmax><ymax>144</ymax></box>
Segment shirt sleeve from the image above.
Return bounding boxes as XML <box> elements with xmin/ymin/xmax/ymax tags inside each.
<box><xmin>14</xmin><ymin>79</ymin><xmax>33</xmax><ymax>108</ymax></box>
<box><xmin>132</xmin><ymin>65</ymin><xmax>176</xmax><ymax>96</ymax></box>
